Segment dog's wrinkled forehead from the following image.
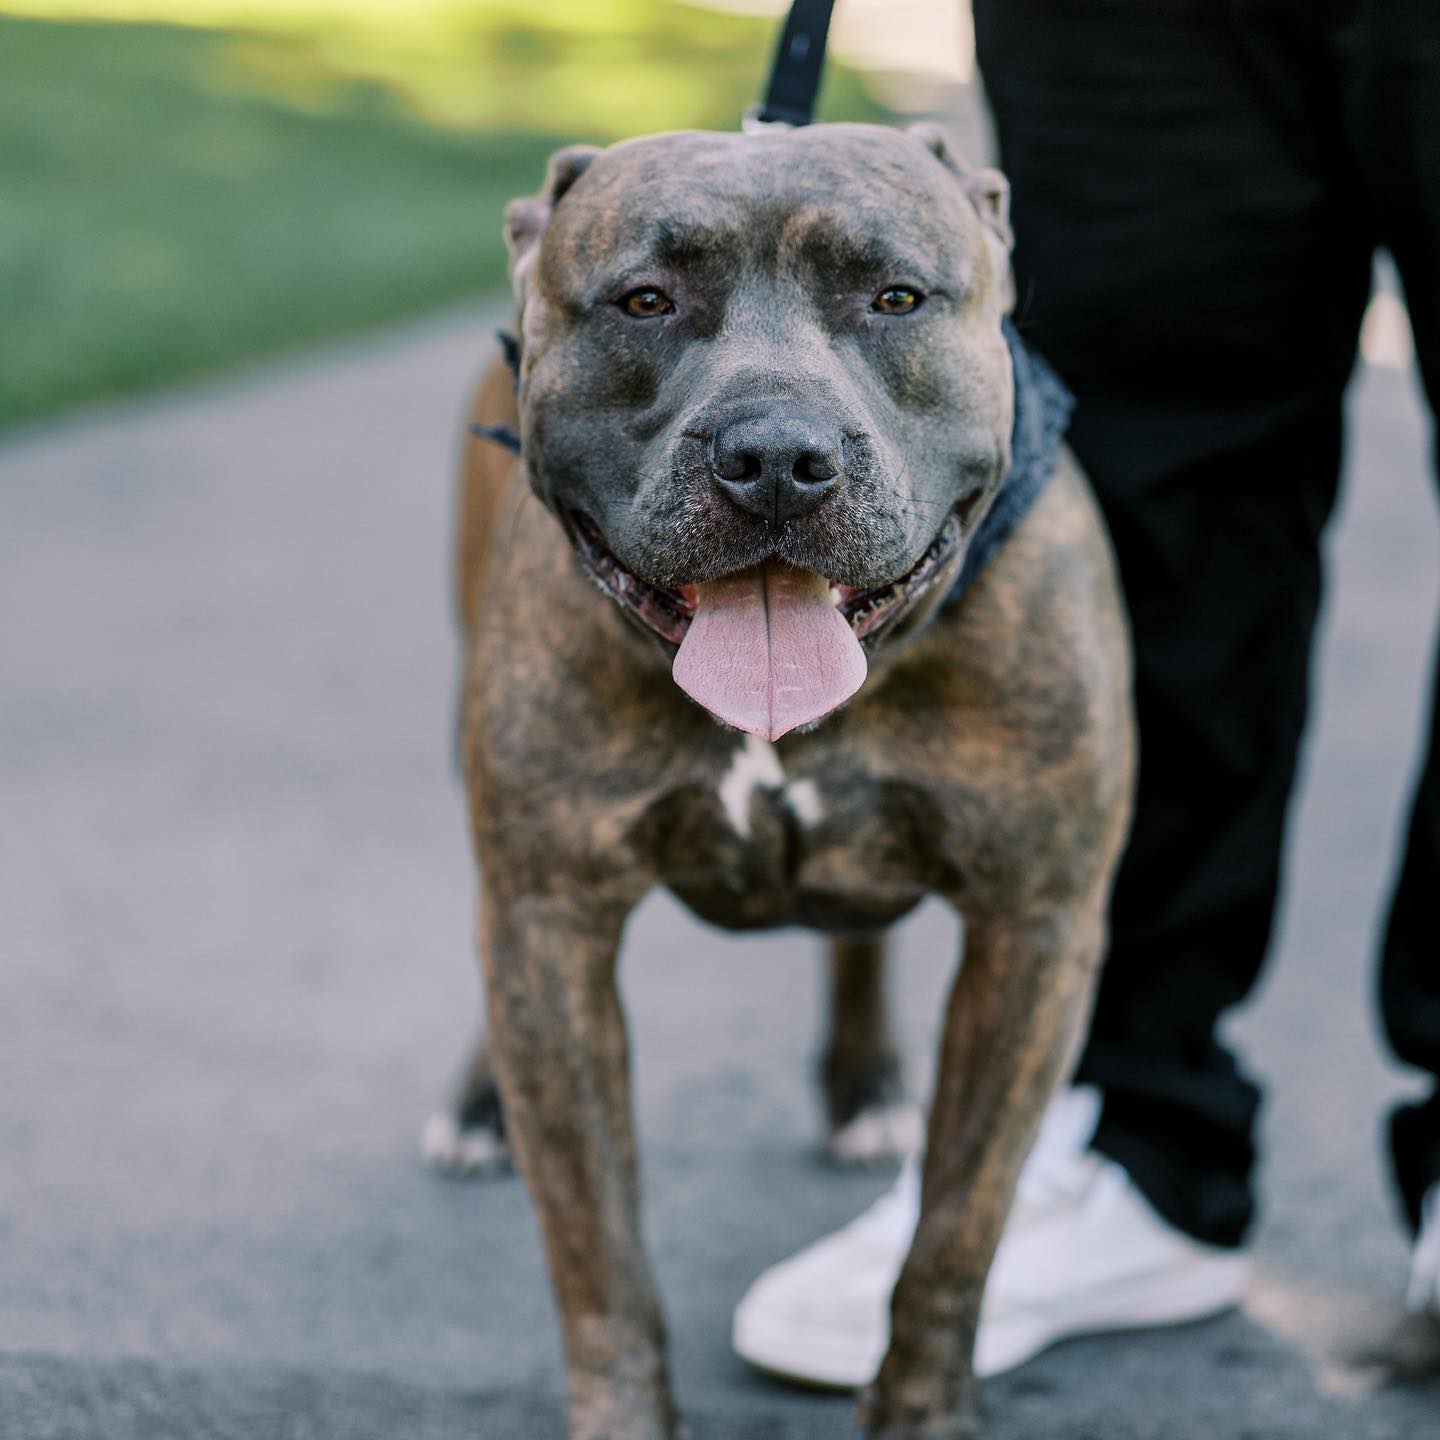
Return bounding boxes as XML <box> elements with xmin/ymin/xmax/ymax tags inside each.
<box><xmin>523</xmin><ymin>123</ymin><xmax>1010</xmax><ymax>303</ymax></box>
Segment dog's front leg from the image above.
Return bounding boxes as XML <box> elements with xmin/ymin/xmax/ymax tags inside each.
<box><xmin>859</xmin><ymin>902</ymin><xmax>1105</xmax><ymax>1439</ymax></box>
<box><xmin>481</xmin><ymin>891</ymin><xmax>678</xmax><ymax>1440</ymax></box>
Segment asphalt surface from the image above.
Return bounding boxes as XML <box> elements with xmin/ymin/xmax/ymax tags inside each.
<box><xmin>3</xmin><ymin>301</ymin><xmax>1439</xmax><ymax>1440</ymax></box>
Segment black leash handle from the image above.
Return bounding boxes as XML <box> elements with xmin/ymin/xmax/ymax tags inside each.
<box><xmin>754</xmin><ymin>0</ymin><xmax>837</xmax><ymax>127</ymax></box>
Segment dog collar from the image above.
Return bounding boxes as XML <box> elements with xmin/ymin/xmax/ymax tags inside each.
<box><xmin>943</xmin><ymin>322</ymin><xmax>1075</xmax><ymax>609</ymax></box>
<box><xmin>467</xmin><ymin>330</ymin><xmax>524</xmax><ymax>454</ymax></box>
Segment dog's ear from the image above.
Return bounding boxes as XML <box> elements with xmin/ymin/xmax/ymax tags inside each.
<box><xmin>504</xmin><ymin>144</ymin><xmax>601</xmax><ymax>301</ymax></box>
<box><xmin>909</xmin><ymin>123</ymin><xmax>1014</xmax><ymax>305</ymax></box>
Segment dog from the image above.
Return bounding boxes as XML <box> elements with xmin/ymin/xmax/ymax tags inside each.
<box><xmin>442</xmin><ymin>122</ymin><xmax>1133</xmax><ymax>1440</ymax></box>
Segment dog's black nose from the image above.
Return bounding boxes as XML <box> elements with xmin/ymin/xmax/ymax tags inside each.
<box><xmin>710</xmin><ymin>412</ymin><xmax>842</xmax><ymax>524</ymax></box>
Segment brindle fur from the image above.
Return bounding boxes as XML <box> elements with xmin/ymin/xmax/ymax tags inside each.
<box><xmin>450</xmin><ymin>360</ymin><xmax>909</xmax><ymax>1156</ymax></box>
<box><xmin>451</xmin><ymin>124</ymin><xmax>1134</xmax><ymax>1440</ymax></box>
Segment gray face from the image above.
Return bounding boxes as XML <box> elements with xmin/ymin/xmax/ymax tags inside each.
<box><xmin>510</xmin><ymin>123</ymin><xmax>1015</xmax><ymax>648</ymax></box>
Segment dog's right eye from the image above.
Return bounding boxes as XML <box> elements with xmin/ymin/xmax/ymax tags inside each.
<box><xmin>872</xmin><ymin>286</ymin><xmax>924</xmax><ymax>315</ymax></box>
<box><xmin>618</xmin><ymin>288</ymin><xmax>675</xmax><ymax>319</ymax></box>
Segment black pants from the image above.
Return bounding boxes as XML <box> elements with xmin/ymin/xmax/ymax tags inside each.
<box><xmin>972</xmin><ymin>0</ymin><xmax>1440</xmax><ymax>1245</ymax></box>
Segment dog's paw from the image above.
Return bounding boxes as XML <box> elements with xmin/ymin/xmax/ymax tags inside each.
<box><xmin>827</xmin><ymin>1100</ymin><xmax>925</xmax><ymax>1168</ymax></box>
<box><xmin>420</xmin><ymin>1111</ymin><xmax>512</xmax><ymax>1178</ymax></box>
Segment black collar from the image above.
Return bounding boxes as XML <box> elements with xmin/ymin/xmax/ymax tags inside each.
<box><xmin>943</xmin><ymin>321</ymin><xmax>1074</xmax><ymax>607</ymax></box>
<box><xmin>467</xmin><ymin>330</ymin><xmax>523</xmax><ymax>454</ymax></box>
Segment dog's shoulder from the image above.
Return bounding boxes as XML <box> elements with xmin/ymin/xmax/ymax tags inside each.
<box><xmin>456</xmin><ymin>348</ymin><xmax>525</xmax><ymax>638</ymax></box>
<box><xmin>908</xmin><ymin>451</ymin><xmax>1136</xmax><ymax>879</ymax></box>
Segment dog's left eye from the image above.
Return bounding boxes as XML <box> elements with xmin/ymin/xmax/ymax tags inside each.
<box><xmin>872</xmin><ymin>287</ymin><xmax>924</xmax><ymax>315</ymax></box>
<box><xmin>619</xmin><ymin>288</ymin><xmax>676</xmax><ymax>319</ymax></box>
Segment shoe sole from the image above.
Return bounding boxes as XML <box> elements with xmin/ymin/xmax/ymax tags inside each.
<box><xmin>732</xmin><ymin>1254</ymin><xmax>1250</xmax><ymax>1390</ymax></box>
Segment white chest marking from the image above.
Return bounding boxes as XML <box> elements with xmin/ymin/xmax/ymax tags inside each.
<box><xmin>718</xmin><ymin>734</ymin><xmax>785</xmax><ymax>839</ymax></box>
<box><xmin>717</xmin><ymin>735</ymin><xmax>826</xmax><ymax>838</ymax></box>
<box><xmin>783</xmin><ymin>778</ymin><xmax>824</xmax><ymax>828</ymax></box>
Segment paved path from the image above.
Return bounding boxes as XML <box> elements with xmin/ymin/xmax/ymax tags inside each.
<box><xmin>2</xmin><ymin>307</ymin><xmax>1438</xmax><ymax>1439</ymax></box>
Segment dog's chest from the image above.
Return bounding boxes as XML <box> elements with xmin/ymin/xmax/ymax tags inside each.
<box><xmin>656</xmin><ymin>734</ymin><xmax>932</xmax><ymax>932</ymax></box>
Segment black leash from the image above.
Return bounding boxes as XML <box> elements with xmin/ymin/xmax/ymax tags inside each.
<box><xmin>754</xmin><ymin>0</ymin><xmax>837</xmax><ymax>127</ymax></box>
<box><xmin>473</xmin><ymin>2</ymin><xmax>838</xmax><ymax>457</ymax></box>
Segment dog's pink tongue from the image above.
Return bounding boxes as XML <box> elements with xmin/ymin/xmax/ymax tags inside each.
<box><xmin>673</xmin><ymin>562</ymin><xmax>866</xmax><ymax>741</ymax></box>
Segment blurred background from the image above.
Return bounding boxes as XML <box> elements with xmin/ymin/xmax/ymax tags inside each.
<box><xmin>0</xmin><ymin>0</ymin><xmax>977</xmax><ymax>430</ymax></box>
<box><xmin>0</xmin><ymin>4</ymin><xmax>1435</xmax><ymax>1439</ymax></box>
<box><xmin>0</xmin><ymin>0</ymin><xmax>1412</xmax><ymax>431</ymax></box>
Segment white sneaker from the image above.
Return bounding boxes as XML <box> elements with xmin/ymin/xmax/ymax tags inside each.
<box><xmin>1406</xmin><ymin>1183</ymin><xmax>1440</xmax><ymax>1316</ymax></box>
<box><xmin>732</xmin><ymin>1087</ymin><xmax>1250</xmax><ymax>1387</ymax></box>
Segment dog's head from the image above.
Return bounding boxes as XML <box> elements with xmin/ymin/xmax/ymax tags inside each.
<box><xmin>505</xmin><ymin>123</ymin><xmax>1016</xmax><ymax>738</ymax></box>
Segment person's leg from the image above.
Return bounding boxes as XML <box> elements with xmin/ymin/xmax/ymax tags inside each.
<box><xmin>1331</xmin><ymin>0</ymin><xmax>1440</xmax><ymax>1236</ymax></box>
<box><xmin>974</xmin><ymin>0</ymin><xmax>1376</xmax><ymax>1246</ymax></box>
<box><xmin>732</xmin><ymin>0</ymin><xmax>1383</xmax><ymax>1391</ymax></box>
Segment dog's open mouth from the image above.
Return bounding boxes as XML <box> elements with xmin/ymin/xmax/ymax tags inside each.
<box><xmin>563</xmin><ymin>508</ymin><xmax>964</xmax><ymax>740</ymax></box>
<box><xmin>565</xmin><ymin>512</ymin><xmax>699</xmax><ymax>645</ymax></box>
<box><xmin>564</xmin><ymin>508</ymin><xmax>963</xmax><ymax>648</ymax></box>
<box><xmin>831</xmin><ymin>511</ymin><xmax>964</xmax><ymax>640</ymax></box>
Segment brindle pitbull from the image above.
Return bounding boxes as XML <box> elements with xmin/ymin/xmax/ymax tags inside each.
<box><xmin>451</xmin><ymin>122</ymin><xmax>1133</xmax><ymax>1440</ymax></box>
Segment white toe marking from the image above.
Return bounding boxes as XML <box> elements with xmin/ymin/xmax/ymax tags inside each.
<box><xmin>827</xmin><ymin>1102</ymin><xmax>925</xmax><ymax>1167</ymax></box>
<box><xmin>421</xmin><ymin>1112</ymin><xmax>510</xmax><ymax>1176</ymax></box>
<box><xmin>783</xmin><ymin>778</ymin><xmax>824</xmax><ymax>827</ymax></box>
<box><xmin>719</xmin><ymin>733</ymin><xmax>784</xmax><ymax>838</ymax></box>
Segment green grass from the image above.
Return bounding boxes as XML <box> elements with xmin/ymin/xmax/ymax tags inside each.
<box><xmin>0</xmin><ymin>15</ymin><xmax>561</xmax><ymax>428</ymax></box>
<box><xmin>0</xmin><ymin>7</ymin><xmax>891</xmax><ymax>430</ymax></box>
